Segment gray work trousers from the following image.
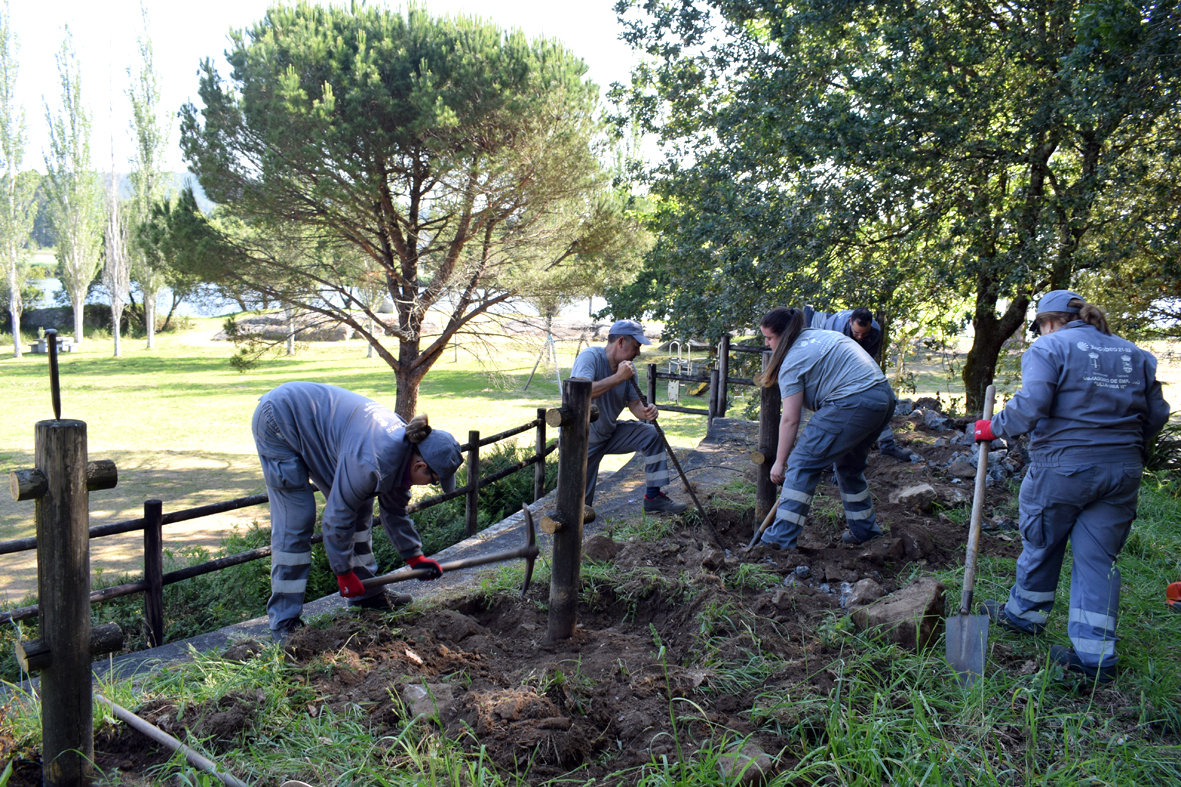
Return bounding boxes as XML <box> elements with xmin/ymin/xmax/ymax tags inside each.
<box><xmin>252</xmin><ymin>402</ymin><xmax>383</xmax><ymax>636</ymax></box>
<box><xmin>584</xmin><ymin>420</ymin><xmax>669</xmax><ymax>506</ymax></box>
<box><xmin>762</xmin><ymin>381</ymin><xmax>895</xmax><ymax>548</ymax></box>
<box><xmin>1002</xmin><ymin>456</ymin><xmax>1141</xmax><ymax>668</ymax></box>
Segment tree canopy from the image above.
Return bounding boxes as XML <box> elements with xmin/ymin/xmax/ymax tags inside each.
<box><xmin>610</xmin><ymin>0</ymin><xmax>1181</xmax><ymax>410</ymax></box>
<box><xmin>179</xmin><ymin>3</ymin><xmax>645</xmax><ymax>415</ymax></box>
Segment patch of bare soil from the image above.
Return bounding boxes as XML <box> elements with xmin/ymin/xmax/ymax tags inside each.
<box><xmin>0</xmin><ymin>410</ymin><xmax>1044</xmax><ymax>785</ymax></box>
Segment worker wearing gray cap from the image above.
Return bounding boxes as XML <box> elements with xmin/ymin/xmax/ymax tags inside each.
<box><xmin>570</xmin><ymin>319</ymin><xmax>688</xmax><ymax>514</ymax></box>
<box><xmin>974</xmin><ymin>291</ymin><xmax>1170</xmax><ymax>683</ymax></box>
<box><xmin>252</xmin><ymin>382</ymin><xmax>463</xmax><ymax>641</ymax></box>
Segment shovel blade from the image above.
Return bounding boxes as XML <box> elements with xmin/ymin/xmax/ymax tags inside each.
<box><xmin>946</xmin><ymin>613</ymin><xmax>989</xmax><ymax>687</ymax></box>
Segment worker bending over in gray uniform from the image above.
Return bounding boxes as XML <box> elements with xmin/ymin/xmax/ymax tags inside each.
<box><xmin>975</xmin><ymin>291</ymin><xmax>1169</xmax><ymax>683</ymax></box>
<box><xmin>803</xmin><ymin>306</ymin><xmax>915</xmax><ymax>461</ymax></box>
<box><xmin>252</xmin><ymin>382</ymin><xmax>463</xmax><ymax>641</ymax></box>
<box><xmin>570</xmin><ymin>319</ymin><xmax>688</xmax><ymax>514</ymax></box>
<box><xmin>758</xmin><ymin>307</ymin><xmax>896</xmax><ymax>548</ymax></box>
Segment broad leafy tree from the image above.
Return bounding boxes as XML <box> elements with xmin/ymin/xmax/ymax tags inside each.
<box><xmin>43</xmin><ymin>28</ymin><xmax>102</xmax><ymax>347</ymax></box>
<box><xmin>612</xmin><ymin>0</ymin><xmax>1181</xmax><ymax>410</ymax></box>
<box><xmin>179</xmin><ymin>5</ymin><xmax>644</xmax><ymax>416</ymax></box>
<box><xmin>0</xmin><ymin>0</ymin><xmax>35</xmax><ymax>357</ymax></box>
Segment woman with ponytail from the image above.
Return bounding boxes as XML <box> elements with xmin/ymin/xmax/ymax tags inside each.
<box><xmin>973</xmin><ymin>290</ymin><xmax>1169</xmax><ymax>683</ymax></box>
<box><xmin>756</xmin><ymin>307</ymin><xmax>897</xmax><ymax>550</ymax></box>
<box><xmin>252</xmin><ymin>382</ymin><xmax>463</xmax><ymax>641</ymax></box>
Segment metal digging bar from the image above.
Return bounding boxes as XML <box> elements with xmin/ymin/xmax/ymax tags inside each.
<box><xmin>629</xmin><ymin>376</ymin><xmax>725</xmax><ymax>550</ymax></box>
<box><xmin>361</xmin><ymin>505</ymin><xmax>539</xmax><ymax>597</ymax></box>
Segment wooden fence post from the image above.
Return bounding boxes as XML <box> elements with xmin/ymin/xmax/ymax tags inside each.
<box><xmin>708</xmin><ymin>369</ymin><xmax>720</xmax><ymax>428</ymax></box>
<box><xmin>35</xmin><ymin>418</ymin><xmax>95</xmax><ymax>786</ymax></box>
<box><xmin>718</xmin><ymin>334</ymin><xmax>730</xmax><ymax>417</ymax></box>
<box><xmin>756</xmin><ymin>351</ymin><xmax>782</xmax><ymax>522</ymax></box>
<box><xmin>534</xmin><ymin>408</ymin><xmax>546</xmax><ymax>502</ymax></box>
<box><xmin>547</xmin><ymin>377</ymin><xmax>592</xmax><ymax>641</ymax></box>
<box><xmin>647</xmin><ymin>363</ymin><xmax>657</xmax><ymax>410</ymax></box>
<box><xmin>466</xmin><ymin>430</ymin><xmax>480</xmax><ymax>537</ymax></box>
<box><xmin>143</xmin><ymin>499</ymin><xmax>164</xmax><ymax>648</ymax></box>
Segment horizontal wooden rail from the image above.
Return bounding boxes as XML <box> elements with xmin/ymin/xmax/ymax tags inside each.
<box><xmin>729</xmin><ymin>344</ymin><xmax>768</xmax><ymax>354</ymax></box>
<box><xmin>659</xmin><ymin>404</ymin><xmax>711</xmax><ymax>416</ymax></box>
<box><xmin>653</xmin><ymin>370</ymin><xmax>756</xmax><ymax>386</ymax></box>
<box><xmin>460</xmin><ymin>419</ymin><xmax>541</xmax><ymax>450</ymax></box>
<box><xmin>408</xmin><ymin>441</ymin><xmax>557</xmax><ymax>514</ymax></box>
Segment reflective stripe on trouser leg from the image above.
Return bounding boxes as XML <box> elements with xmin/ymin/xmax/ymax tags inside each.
<box><xmin>264</xmin><ymin>481</ymin><xmax>318</xmax><ymax>633</ymax></box>
<box><xmin>346</xmin><ymin>507</ymin><xmax>385</xmax><ymax>602</ymax></box>
<box><xmin>1066</xmin><ymin>462</ymin><xmax>1139</xmax><ymax>668</ymax></box>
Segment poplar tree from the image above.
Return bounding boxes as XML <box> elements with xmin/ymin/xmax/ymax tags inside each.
<box><xmin>43</xmin><ymin>28</ymin><xmax>102</xmax><ymax>347</ymax></box>
<box><xmin>0</xmin><ymin>0</ymin><xmax>34</xmax><ymax>357</ymax></box>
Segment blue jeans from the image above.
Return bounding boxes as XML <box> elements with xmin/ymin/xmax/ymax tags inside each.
<box><xmin>1002</xmin><ymin>456</ymin><xmax>1141</xmax><ymax>668</ymax></box>
<box><xmin>762</xmin><ymin>381</ymin><xmax>895</xmax><ymax>548</ymax></box>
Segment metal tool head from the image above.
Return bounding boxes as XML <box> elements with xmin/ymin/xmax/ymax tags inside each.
<box><xmin>46</xmin><ymin>329</ymin><xmax>61</xmax><ymax>420</ymax></box>
<box><xmin>946</xmin><ymin>612</ymin><xmax>989</xmax><ymax>687</ymax></box>
<box><xmin>521</xmin><ymin>503</ymin><xmax>538</xmax><ymax>598</ymax></box>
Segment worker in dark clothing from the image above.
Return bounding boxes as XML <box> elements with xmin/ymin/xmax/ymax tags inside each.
<box><xmin>252</xmin><ymin>382</ymin><xmax>463</xmax><ymax>642</ymax></box>
<box><xmin>807</xmin><ymin>307</ymin><xmax>916</xmax><ymax>462</ymax></box>
<box><xmin>975</xmin><ymin>291</ymin><xmax>1170</xmax><ymax>684</ymax></box>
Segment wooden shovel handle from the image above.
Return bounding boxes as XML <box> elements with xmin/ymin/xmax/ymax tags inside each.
<box><xmin>960</xmin><ymin>384</ymin><xmax>996</xmax><ymax>615</ymax></box>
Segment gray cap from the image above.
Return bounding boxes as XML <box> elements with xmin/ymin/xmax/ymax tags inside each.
<box><xmin>608</xmin><ymin>319</ymin><xmax>651</xmax><ymax>345</ymax></box>
<box><xmin>1031</xmin><ymin>289</ymin><xmax>1083</xmax><ymax>333</ymax></box>
<box><xmin>417</xmin><ymin>429</ymin><xmax>463</xmax><ymax>494</ymax></box>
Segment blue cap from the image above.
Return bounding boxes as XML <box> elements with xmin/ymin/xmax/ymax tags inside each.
<box><xmin>608</xmin><ymin>319</ymin><xmax>651</xmax><ymax>345</ymax></box>
<box><xmin>1031</xmin><ymin>289</ymin><xmax>1083</xmax><ymax>334</ymax></box>
<box><xmin>417</xmin><ymin>429</ymin><xmax>463</xmax><ymax>494</ymax></box>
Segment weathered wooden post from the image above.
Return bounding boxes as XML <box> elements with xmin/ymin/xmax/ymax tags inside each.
<box><xmin>143</xmin><ymin>499</ymin><xmax>165</xmax><ymax>647</ymax></box>
<box><xmin>755</xmin><ymin>350</ymin><xmax>781</xmax><ymax>522</ymax></box>
<box><xmin>5</xmin><ymin>332</ymin><xmax>119</xmax><ymax>787</ymax></box>
<box><xmin>708</xmin><ymin>369</ymin><xmax>720</xmax><ymax>427</ymax></box>
<box><xmin>545</xmin><ymin>377</ymin><xmax>592</xmax><ymax>641</ymax></box>
<box><xmin>534</xmin><ymin>408</ymin><xmax>547</xmax><ymax>503</ymax></box>
<box><xmin>717</xmin><ymin>334</ymin><xmax>730</xmax><ymax>418</ymax></box>
<box><xmin>647</xmin><ymin>363</ymin><xmax>657</xmax><ymax>410</ymax></box>
<box><xmin>466</xmin><ymin>431</ymin><xmax>480</xmax><ymax>536</ymax></box>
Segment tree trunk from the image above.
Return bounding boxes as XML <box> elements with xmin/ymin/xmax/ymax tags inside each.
<box><xmin>7</xmin><ymin>264</ymin><xmax>20</xmax><ymax>358</ymax></box>
<box><xmin>366</xmin><ymin>313</ymin><xmax>375</xmax><ymax>359</ymax></box>
<box><xmin>112</xmin><ymin>304</ymin><xmax>122</xmax><ymax>357</ymax></box>
<box><xmin>144</xmin><ymin>290</ymin><xmax>156</xmax><ymax>349</ymax></box>
<box><xmin>72</xmin><ymin>289</ymin><xmax>85</xmax><ymax>347</ymax></box>
<box><xmin>285</xmin><ymin>308</ymin><xmax>295</xmax><ymax>355</ymax></box>
<box><xmin>962</xmin><ymin>282</ymin><xmax>1029</xmax><ymax>414</ymax></box>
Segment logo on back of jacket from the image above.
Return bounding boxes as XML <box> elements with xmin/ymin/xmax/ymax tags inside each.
<box><xmin>1074</xmin><ymin>341</ymin><xmax>1140</xmax><ymax>391</ymax></box>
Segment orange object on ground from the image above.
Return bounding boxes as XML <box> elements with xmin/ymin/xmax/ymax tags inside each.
<box><xmin>1168</xmin><ymin>582</ymin><xmax>1181</xmax><ymax>612</ymax></box>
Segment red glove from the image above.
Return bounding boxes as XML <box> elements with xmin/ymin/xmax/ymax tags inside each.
<box><xmin>974</xmin><ymin>419</ymin><xmax>995</xmax><ymax>443</ymax></box>
<box><xmin>336</xmin><ymin>571</ymin><xmax>365</xmax><ymax>598</ymax></box>
<box><xmin>408</xmin><ymin>554</ymin><xmax>443</xmax><ymax>581</ymax></box>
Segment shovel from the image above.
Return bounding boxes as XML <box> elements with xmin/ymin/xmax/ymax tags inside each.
<box><xmin>745</xmin><ymin>496</ymin><xmax>780</xmax><ymax>552</ymax></box>
<box><xmin>946</xmin><ymin>384</ymin><xmax>996</xmax><ymax>687</ymax></box>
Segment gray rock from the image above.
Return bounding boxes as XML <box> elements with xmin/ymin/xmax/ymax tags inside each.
<box><xmin>923</xmin><ymin>410</ymin><xmax>949</xmax><ymax>430</ymax></box>
<box><xmin>889</xmin><ymin>483</ymin><xmax>937</xmax><ymax>512</ymax></box>
<box><xmin>846</xmin><ymin>578</ymin><xmax>884</xmax><ymax>609</ymax></box>
<box><xmin>892</xmin><ymin>524</ymin><xmax>935</xmax><ymax>560</ymax></box>
<box><xmin>401</xmin><ymin>683</ymin><xmax>455</xmax><ymax>722</ymax></box>
<box><xmin>849</xmin><ymin>577</ymin><xmax>946</xmax><ymax>652</ymax></box>
<box><xmin>838</xmin><ymin>581</ymin><xmax>855</xmax><ymax>609</ymax></box>
<box><xmin>718</xmin><ymin>742</ymin><xmax>775</xmax><ymax>786</ymax></box>
<box><xmin>858</xmin><ymin>537</ymin><xmax>906</xmax><ymax>564</ymax></box>
<box><xmin>701</xmin><ymin>549</ymin><xmax>726</xmax><ymax>571</ymax></box>
<box><xmin>948</xmin><ymin>460</ymin><xmax>977</xmax><ymax>478</ymax></box>
<box><xmin>818</xmin><ymin>583</ymin><xmax>832</xmax><ymax>595</ymax></box>
<box><xmin>894</xmin><ymin>399</ymin><xmax>915</xmax><ymax>417</ymax></box>
<box><xmin>794</xmin><ymin>565</ymin><xmax>812</xmax><ymax>579</ymax></box>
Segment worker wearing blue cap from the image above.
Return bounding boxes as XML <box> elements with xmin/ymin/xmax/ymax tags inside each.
<box><xmin>974</xmin><ymin>291</ymin><xmax>1170</xmax><ymax>683</ymax></box>
<box><xmin>252</xmin><ymin>382</ymin><xmax>463</xmax><ymax>641</ymax></box>
<box><xmin>570</xmin><ymin>319</ymin><xmax>688</xmax><ymax>514</ymax></box>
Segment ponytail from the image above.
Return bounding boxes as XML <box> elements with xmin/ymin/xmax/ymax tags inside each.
<box><xmin>755</xmin><ymin>307</ymin><xmax>806</xmax><ymax>388</ymax></box>
<box><xmin>1075</xmin><ymin>299</ymin><xmax>1112</xmax><ymax>336</ymax></box>
<box><xmin>404</xmin><ymin>413</ymin><xmax>432</xmax><ymax>444</ymax></box>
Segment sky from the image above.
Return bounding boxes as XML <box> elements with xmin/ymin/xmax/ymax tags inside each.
<box><xmin>8</xmin><ymin>0</ymin><xmax>642</xmax><ymax>174</ymax></box>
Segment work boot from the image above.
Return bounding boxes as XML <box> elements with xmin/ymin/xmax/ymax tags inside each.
<box><xmin>643</xmin><ymin>491</ymin><xmax>688</xmax><ymax>515</ymax></box>
<box><xmin>349</xmin><ymin>588</ymin><xmax>413</xmax><ymax>610</ymax></box>
<box><xmin>978</xmin><ymin>599</ymin><xmax>1039</xmax><ymax>635</ymax></box>
<box><xmin>841</xmin><ymin>531</ymin><xmax>880</xmax><ymax>546</ymax></box>
<box><xmin>1050</xmin><ymin>644</ymin><xmax>1116</xmax><ymax>684</ymax></box>
<box><xmin>880</xmin><ymin>442</ymin><xmax>917</xmax><ymax>462</ymax></box>
<box><xmin>271</xmin><ymin>617</ymin><xmax>305</xmax><ymax>644</ymax></box>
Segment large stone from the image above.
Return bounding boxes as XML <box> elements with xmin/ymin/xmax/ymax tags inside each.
<box><xmin>717</xmin><ymin>742</ymin><xmax>775</xmax><ymax>786</ymax></box>
<box><xmin>850</xmin><ymin>577</ymin><xmax>946</xmax><ymax>651</ymax></box>
<box><xmin>401</xmin><ymin>683</ymin><xmax>455</xmax><ymax>722</ymax></box>
<box><xmin>923</xmin><ymin>410</ymin><xmax>949</xmax><ymax>430</ymax></box>
<box><xmin>948</xmin><ymin>460</ymin><xmax>977</xmax><ymax>478</ymax></box>
<box><xmin>583</xmin><ymin>535</ymin><xmax>620</xmax><ymax>562</ymax></box>
<box><xmin>892</xmin><ymin>524</ymin><xmax>935</xmax><ymax>560</ymax></box>
<box><xmin>857</xmin><ymin>537</ymin><xmax>905</xmax><ymax>564</ymax></box>
<box><xmin>889</xmin><ymin>483</ymin><xmax>937</xmax><ymax>512</ymax></box>
<box><xmin>846</xmin><ymin>578</ymin><xmax>884</xmax><ymax>609</ymax></box>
